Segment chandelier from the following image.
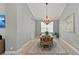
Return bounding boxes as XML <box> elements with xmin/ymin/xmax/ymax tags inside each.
<box><xmin>43</xmin><ymin>3</ymin><xmax>51</xmax><ymax>25</ymax></box>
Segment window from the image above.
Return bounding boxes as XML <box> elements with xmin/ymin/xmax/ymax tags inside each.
<box><xmin>41</xmin><ymin>22</ymin><xmax>54</xmax><ymax>33</ymax></box>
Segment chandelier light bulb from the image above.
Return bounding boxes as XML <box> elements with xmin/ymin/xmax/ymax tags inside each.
<box><xmin>42</xmin><ymin>3</ymin><xmax>51</xmax><ymax>25</ymax></box>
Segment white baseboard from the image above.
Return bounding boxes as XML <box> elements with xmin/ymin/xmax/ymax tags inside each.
<box><xmin>16</xmin><ymin>40</ymin><xmax>32</xmax><ymax>53</ymax></box>
<box><xmin>5</xmin><ymin>39</ymin><xmax>79</xmax><ymax>55</ymax></box>
<box><xmin>4</xmin><ymin>39</ymin><xmax>34</xmax><ymax>55</ymax></box>
<box><xmin>60</xmin><ymin>39</ymin><xmax>79</xmax><ymax>54</ymax></box>
<box><xmin>4</xmin><ymin>51</ymin><xmax>16</xmax><ymax>55</ymax></box>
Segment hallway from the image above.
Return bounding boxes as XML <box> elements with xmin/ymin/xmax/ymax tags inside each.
<box><xmin>19</xmin><ymin>38</ymin><xmax>68</xmax><ymax>55</ymax></box>
<box><xmin>0</xmin><ymin>3</ymin><xmax>79</xmax><ymax>55</ymax></box>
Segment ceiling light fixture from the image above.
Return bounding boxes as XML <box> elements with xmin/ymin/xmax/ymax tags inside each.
<box><xmin>42</xmin><ymin>3</ymin><xmax>51</xmax><ymax>25</ymax></box>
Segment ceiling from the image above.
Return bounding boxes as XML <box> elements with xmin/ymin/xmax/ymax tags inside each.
<box><xmin>27</xmin><ymin>3</ymin><xmax>66</xmax><ymax>20</ymax></box>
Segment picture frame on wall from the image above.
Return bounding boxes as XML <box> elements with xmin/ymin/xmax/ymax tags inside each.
<box><xmin>63</xmin><ymin>13</ymin><xmax>75</xmax><ymax>33</ymax></box>
<box><xmin>0</xmin><ymin>15</ymin><xmax>6</xmax><ymax>28</ymax></box>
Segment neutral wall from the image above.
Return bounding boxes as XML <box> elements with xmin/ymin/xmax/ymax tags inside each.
<box><xmin>5</xmin><ymin>3</ymin><xmax>17</xmax><ymax>51</ymax></box>
<box><xmin>59</xmin><ymin>4</ymin><xmax>79</xmax><ymax>50</ymax></box>
<box><xmin>35</xmin><ymin>20</ymin><xmax>41</xmax><ymax>37</ymax></box>
<box><xmin>53</xmin><ymin>20</ymin><xmax>59</xmax><ymax>33</ymax></box>
<box><xmin>5</xmin><ymin>3</ymin><xmax>35</xmax><ymax>51</ymax></box>
<box><xmin>0</xmin><ymin>3</ymin><xmax>35</xmax><ymax>51</ymax></box>
<box><xmin>0</xmin><ymin>4</ymin><xmax>5</xmax><ymax>38</ymax></box>
<box><xmin>17</xmin><ymin>4</ymin><xmax>35</xmax><ymax>50</ymax></box>
<box><xmin>0</xmin><ymin>3</ymin><xmax>17</xmax><ymax>51</ymax></box>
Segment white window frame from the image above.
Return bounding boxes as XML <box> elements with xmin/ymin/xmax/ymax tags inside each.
<box><xmin>41</xmin><ymin>22</ymin><xmax>54</xmax><ymax>33</ymax></box>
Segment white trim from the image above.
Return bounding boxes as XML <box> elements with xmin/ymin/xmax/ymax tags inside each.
<box><xmin>16</xmin><ymin>40</ymin><xmax>32</xmax><ymax>53</ymax></box>
<box><xmin>26</xmin><ymin>4</ymin><xmax>34</xmax><ymax>19</ymax></box>
<box><xmin>58</xmin><ymin>3</ymin><xmax>67</xmax><ymax>19</ymax></box>
<box><xmin>4</xmin><ymin>51</ymin><xmax>16</xmax><ymax>55</ymax></box>
<box><xmin>60</xmin><ymin>39</ymin><xmax>79</xmax><ymax>54</ymax></box>
<box><xmin>3</xmin><ymin>39</ymin><xmax>35</xmax><ymax>54</ymax></box>
<box><xmin>5</xmin><ymin>38</ymin><xmax>79</xmax><ymax>55</ymax></box>
<box><xmin>4</xmin><ymin>40</ymin><xmax>33</xmax><ymax>54</ymax></box>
